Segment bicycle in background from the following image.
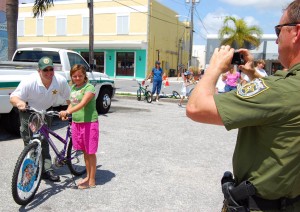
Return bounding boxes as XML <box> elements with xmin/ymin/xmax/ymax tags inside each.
<box><xmin>159</xmin><ymin>90</ymin><xmax>181</xmax><ymax>99</ymax></box>
<box><xmin>137</xmin><ymin>81</ymin><xmax>152</xmax><ymax>103</ymax></box>
<box><xmin>11</xmin><ymin>106</ymin><xmax>86</xmax><ymax>205</ymax></box>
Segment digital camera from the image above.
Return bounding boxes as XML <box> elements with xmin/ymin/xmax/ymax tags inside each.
<box><xmin>231</xmin><ymin>52</ymin><xmax>244</xmax><ymax>65</ymax></box>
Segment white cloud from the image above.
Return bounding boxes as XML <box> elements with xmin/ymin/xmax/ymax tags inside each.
<box><xmin>219</xmin><ymin>0</ymin><xmax>293</xmax><ymax>10</ymax></box>
<box><xmin>200</xmin><ymin>9</ymin><xmax>260</xmax><ymax>35</ymax></box>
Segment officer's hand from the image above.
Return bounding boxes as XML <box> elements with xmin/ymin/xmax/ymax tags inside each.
<box><xmin>209</xmin><ymin>45</ymin><xmax>235</xmax><ymax>74</ymax></box>
<box><xmin>16</xmin><ymin>101</ymin><xmax>26</xmax><ymax>111</ymax></box>
<box><xmin>238</xmin><ymin>49</ymin><xmax>256</xmax><ymax>80</ymax></box>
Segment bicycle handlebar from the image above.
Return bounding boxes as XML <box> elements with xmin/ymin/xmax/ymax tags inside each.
<box><xmin>137</xmin><ymin>81</ymin><xmax>150</xmax><ymax>89</ymax></box>
<box><xmin>25</xmin><ymin>106</ymin><xmax>60</xmax><ymax>117</ymax></box>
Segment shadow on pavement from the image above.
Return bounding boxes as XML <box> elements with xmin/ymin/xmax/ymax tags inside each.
<box><xmin>18</xmin><ymin>165</ymin><xmax>115</xmax><ymax>211</ymax></box>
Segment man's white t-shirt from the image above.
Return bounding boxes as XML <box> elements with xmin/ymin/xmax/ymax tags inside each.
<box><xmin>11</xmin><ymin>72</ymin><xmax>70</xmax><ymax>110</ymax></box>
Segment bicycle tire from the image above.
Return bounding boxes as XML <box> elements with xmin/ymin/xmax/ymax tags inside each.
<box><xmin>137</xmin><ymin>89</ymin><xmax>142</xmax><ymax>101</ymax></box>
<box><xmin>145</xmin><ymin>91</ymin><xmax>152</xmax><ymax>103</ymax></box>
<box><xmin>67</xmin><ymin>139</ymin><xmax>86</xmax><ymax>176</ymax></box>
<box><xmin>11</xmin><ymin>142</ymin><xmax>43</xmax><ymax>205</ymax></box>
<box><xmin>172</xmin><ymin>91</ymin><xmax>181</xmax><ymax>99</ymax></box>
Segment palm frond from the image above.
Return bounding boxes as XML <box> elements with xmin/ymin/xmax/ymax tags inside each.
<box><xmin>33</xmin><ymin>0</ymin><xmax>54</xmax><ymax>18</ymax></box>
<box><xmin>218</xmin><ymin>16</ymin><xmax>263</xmax><ymax>49</ymax></box>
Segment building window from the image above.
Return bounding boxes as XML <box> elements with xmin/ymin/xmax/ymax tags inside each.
<box><xmin>117</xmin><ymin>15</ymin><xmax>129</xmax><ymax>35</ymax></box>
<box><xmin>36</xmin><ymin>18</ymin><xmax>43</xmax><ymax>36</ymax></box>
<box><xmin>116</xmin><ymin>52</ymin><xmax>134</xmax><ymax>76</ymax></box>
<box><xmin>17</xmin><ymin>19</ymin><xmax>24</xmax><ymax>37</ymax></box>
<box><xmin>57</xmin><ymin>17</ymin><xmax>66</xmax><ymax>36</ymax></box>
<box><xmin>82</xmin><ymin>16</ymin><xmax>89</xmax><ymax>35</ymax></box>
<box><xmin>81</xmin><ymin>52</ymin><xmax>105</xmax><ymax>73</ymax></box>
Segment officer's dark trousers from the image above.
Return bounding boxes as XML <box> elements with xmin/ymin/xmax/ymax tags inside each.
<box><xmin>19</xmin><ymin>111</ymin><xmax>53</xmax><ymax>172</ymax></box>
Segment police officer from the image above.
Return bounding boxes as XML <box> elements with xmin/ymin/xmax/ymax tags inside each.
<box><xmin>186</xmin><ymin>0</ymin><xmax>300</xmax><ymax>211</ymax></box>
<box><xmin>10</xmin><ymin>57</ymin><xmax>70</xmax><ymax>182</ymax></box>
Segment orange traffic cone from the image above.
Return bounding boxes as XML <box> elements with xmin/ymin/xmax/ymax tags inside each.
<box><xmin>165</xmin><ymin>77</ymin><xmax>170</xmax><ymax>86</ymax></box>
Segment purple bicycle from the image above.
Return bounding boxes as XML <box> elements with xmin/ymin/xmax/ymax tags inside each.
<box><xmin>11</xmin><ymin>106</ymin><xmax>86</xmax><ymax>205</ymax></box>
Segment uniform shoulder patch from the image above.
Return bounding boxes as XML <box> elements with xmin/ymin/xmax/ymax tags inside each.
<box><xmin>237</xmin><ymin>78</ymin><xmax>269</xmax><ymax>98</ymax></box>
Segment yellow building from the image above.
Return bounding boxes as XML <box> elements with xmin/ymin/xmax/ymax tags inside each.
<box><xmin>17</xmin><ymin>0</ymin><xmax>190</xmax><ymax>78</ymax></box>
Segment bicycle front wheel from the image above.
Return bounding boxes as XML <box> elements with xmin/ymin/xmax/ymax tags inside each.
<box><xmin>145</xmin><ymin>91</ymin><xmax>152</xmax><ymax>103</ymax></box>
<box><xmin>11</xmin><ymin>142</ymin><xmax>43</xmax><ymax>205</ymax></box>
<box><xmin>137</xmin><ymin>89</ymin><xmax>142</xmax><ymax>101</ymax></box>
<box><xmin>67</xmin><ymin>139</ymin><xmax>86</xmax><ymax>176</ymax></box>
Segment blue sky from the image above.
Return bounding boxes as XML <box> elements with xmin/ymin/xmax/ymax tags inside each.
<box><xmin>19</xmin><ymin>0</ymin><xmax>293</xmax><ymax>45</ymax></box>
<box><xmin>157</xmin><ymin>0</ymin><xmax>293</xmax><ymax>44</ymax></box>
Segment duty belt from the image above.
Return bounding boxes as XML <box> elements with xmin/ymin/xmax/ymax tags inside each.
<box><xmin>221</xmin><ymin>171</ymin><xmax>300</xmax><ymax>211</ymax></box>
<box><xmin>249</xmin><ymin>195</ymin><xmax>300</xmax><ymax>211</ymax></box>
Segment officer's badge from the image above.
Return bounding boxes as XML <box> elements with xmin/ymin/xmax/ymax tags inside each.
<box><xmin>237</xmin><ymin>78</ymin><xmax>269</xmax><ymax>98</ymax></box>
<box><xmin>43</xmin><ymin>58</ymin><xmax>50</xmax><ymax>64</ymax></box>
<box><xmin>52</xmin><ymin>89</ymin><xmax>58</xmax><ymax>95</ymax></box>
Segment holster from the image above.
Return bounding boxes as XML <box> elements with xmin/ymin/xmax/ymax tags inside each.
<box><xmin>221</xmin><ymin>171</ymin><xmax>256</xmax><ymax>212</ymax></box>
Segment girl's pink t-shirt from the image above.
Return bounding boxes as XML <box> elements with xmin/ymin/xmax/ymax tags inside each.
<box><xmin>226</xmin><ymin>72</ymin><xmax>240</xmax><ymax>86</ymax></box>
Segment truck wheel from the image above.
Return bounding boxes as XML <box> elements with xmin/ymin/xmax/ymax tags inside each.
<box><xmin>96</xmin><ymin>88</ymin><xmax>111</xmax><ymax>114</ymax></box>
<box><xmin>3</xmin><ymin>108</ymin><xmax>21</xmax><ymax>136</ymax></box>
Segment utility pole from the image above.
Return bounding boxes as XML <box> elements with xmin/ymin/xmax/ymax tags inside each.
<box><xmin>189</xmin><ymin>0</ymin><xmax>195</xmax><ymax>67</ymax></box>
<box><xmin>88</xmin><ymin>0</ymin><xmax>94</xmax><ymax>70</ymax></box>
<box><xmin>186</xmin><ymin>0</ymin><xmax>199</xmax><ymax>67</ymax></box>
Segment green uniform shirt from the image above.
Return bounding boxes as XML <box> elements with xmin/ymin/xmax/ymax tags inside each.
<box><xmin>214</xmin><ymin>64</ymin><xmax>300</xmax><ymax>200</ymax></box>
<box><xmin>70</xmin><ymin>83</ymin><xmax>98</xmax><ymax>123</ymax></box>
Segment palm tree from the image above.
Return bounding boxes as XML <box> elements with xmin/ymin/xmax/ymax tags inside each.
<box><xmin>219</xmin><ymin>16</ymin><xmax>263</xmax><ymax>49</ymax></box>
<box><xmin>6</xmin><ymin>0</ymin><xmax>53</xmax><ymax>59</ymax></box>
<box><xmin>6</xmin><ymin>0</ymin><xmax>18</xmax><ymax>60</ymax></box>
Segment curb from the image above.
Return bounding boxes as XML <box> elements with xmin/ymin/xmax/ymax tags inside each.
<box><xmin>113</xmin><ymin>94</ymin><xmax>188</xmax><ymax>104</ymax></box>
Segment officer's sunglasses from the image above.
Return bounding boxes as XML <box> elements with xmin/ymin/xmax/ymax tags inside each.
<box><xmin>274</xmin><ymin>23</ymin><xmax>300</xmax><ymax>37</ymax></box>
<box><xmin>42</xmin><ymin>68</ymin><xmax>54</xmax><ymax>72</ymax></box>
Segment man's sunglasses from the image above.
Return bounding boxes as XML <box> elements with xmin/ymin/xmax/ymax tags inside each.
<box><xmin>274</xmin><ymin>23</ymin><xmax>300</xmax><ymax>37</ymax></box>
<box><xmin>42</xmin><ymin>68</ymin><xmax>54</xmax><ymax>72</ymax></box>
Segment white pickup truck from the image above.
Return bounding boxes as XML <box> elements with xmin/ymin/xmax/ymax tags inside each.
<box><xmin>0</xmin><ymin>47</ymin><xmax>115</xmax><ymax>135</ymax></box>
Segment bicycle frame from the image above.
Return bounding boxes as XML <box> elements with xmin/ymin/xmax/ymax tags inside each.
<box><xmin>138</xmin><ymin>83</ymin><xmax>149</xmax><ymax>94</ymax></box>
<box><xmin>32</xmin><ymin>116</ymin><xmax>72</xmax><ymax>162</ymax></box>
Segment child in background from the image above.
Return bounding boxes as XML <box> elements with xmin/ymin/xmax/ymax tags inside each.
<box><xmin>178</xmin><ymin>71</ymin><xmax>192</xmax><ymax>107</ymax></box>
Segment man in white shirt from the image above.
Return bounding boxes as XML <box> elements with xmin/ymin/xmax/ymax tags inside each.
<box><xmin>10</xmin><ymin>57</ymin><xmax>70</xmax><ymax>182</ymax></box>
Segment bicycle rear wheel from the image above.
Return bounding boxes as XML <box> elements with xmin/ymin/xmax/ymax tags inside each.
<box><xmin>145</xmin><ymin>91</ymin><xmax>152</xmax><ymax>103</ymax></box>
<box><xmin>67</xmin><ymin>139</ymin><xmax>86</xmax><ymax>176</ymax></box>
<box><xmin>11</xmin><ymin>142</ymin><xmax>43</xmax><ymax>205</ymax></box>
<box><xmin>137</xmin><ymin>89</ymin><xmax>142</xmax><ymax>101</ymax></box>
<box><xmin>172</xmin><ymin>91</ymin><xmax>181</xmax><ymax>99</ymax></box>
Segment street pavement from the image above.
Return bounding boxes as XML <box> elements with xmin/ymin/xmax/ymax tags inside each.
<box><xmin>0</xmin><ymin>91</ymin><xmax>237</xmax><ymax>211</ymax></box>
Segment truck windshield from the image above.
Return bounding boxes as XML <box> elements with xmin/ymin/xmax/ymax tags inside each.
<box><xmin>13</xmin><ymin>51</ymin><xmax>61</xmax><ymax>63</ymax></box>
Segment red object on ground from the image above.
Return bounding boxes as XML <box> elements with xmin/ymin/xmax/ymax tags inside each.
<box><xmin>165</xmin><ymin>78</ymin><xmax>170</xmax><ymax>86</ymax></box>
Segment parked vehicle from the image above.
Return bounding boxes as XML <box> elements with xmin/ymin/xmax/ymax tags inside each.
<box><xmin>0</xmin><ymin>47</ymin><xmax>115</xmax><ymax>135</ymax></box>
